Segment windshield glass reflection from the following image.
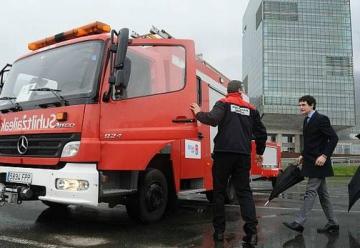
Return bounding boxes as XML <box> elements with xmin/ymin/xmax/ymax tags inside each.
<box><xmin>0</xmin><ymin>41</ymin><xmax>103</xmax><ymax>107</ymax></box>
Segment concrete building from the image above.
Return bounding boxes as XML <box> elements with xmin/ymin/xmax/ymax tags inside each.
<box><xmin>242</xmin><ymin>0</ymin><xmax>355</xmax><ymax>153</ymax></box>
<box><xmin>335</xmin><ymin>70</ymin><xmax>360</xmax><ymax>154</ymax></box>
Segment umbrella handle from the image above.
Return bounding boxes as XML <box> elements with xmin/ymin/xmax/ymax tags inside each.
<box><xmin>264</xmin><ymin>200</ymin><xmax>270</xmax><ymax>206</ymax></box>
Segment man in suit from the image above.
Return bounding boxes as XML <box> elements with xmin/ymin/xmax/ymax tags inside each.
<box><xmin>283</xmin><ymin>95</ymin><xmax>339</xmax><ymax>234</ymax></box>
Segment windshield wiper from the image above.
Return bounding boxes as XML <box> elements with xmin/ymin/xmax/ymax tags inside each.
<box><xmin>0</xmin><ymin>96</ymin><xmax>22</xmax><ymax>112</ymax></box>
<box><xmin>30</xmin><ymin>88</ymin><xmax>69</xmax><ymax>106</ymax></box>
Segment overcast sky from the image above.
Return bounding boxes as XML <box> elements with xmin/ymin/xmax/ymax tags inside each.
<box><xmin>0</xmin><ymin>0</ymin><xmax>359</xmax><ymax>80</ymax></box>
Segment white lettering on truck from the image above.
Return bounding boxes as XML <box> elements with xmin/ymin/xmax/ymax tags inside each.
<box><xmin>0</xmin><ymin>114</ymin><xmax>70</xmax><ymax>131</ymax></box>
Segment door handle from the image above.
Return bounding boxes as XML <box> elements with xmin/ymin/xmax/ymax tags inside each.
<box><xmin>172</xmin><ymin>116</ymin><xmax>196</xmax><ymax>123</ymax></box>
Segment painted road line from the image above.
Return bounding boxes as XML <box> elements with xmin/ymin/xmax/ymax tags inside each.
<box><xmin>258</xmin><ymin>206</ymin><xmax>360</xmax><ymax>213</ymax></box>
<box><xmin>0</xmin><ymin>235</ymin><xmax>73</xmax><ymax>248</ymax></box>
<box><xmin>261</xmin><ymin>214</ymin><xmax>278</xmax><ymax>218</ymax></box>
<box><xmin>225</xmin><ymin>204</ymin><xmax>360</xmax><ymax>213</ymax></box>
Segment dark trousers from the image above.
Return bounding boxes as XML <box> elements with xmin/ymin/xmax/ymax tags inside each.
<box><xmin>212</xmin><ymin>152</ymin><xmax>258</xmax><ymax>235</ymax></box>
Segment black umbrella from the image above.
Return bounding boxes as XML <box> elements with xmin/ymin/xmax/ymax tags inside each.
<box><xmin>348</xmin><ymin>166</ymin><xmax>360</xmax><ymax>212</ymax></box>
<box><xmin>348</xmin><ymin>231</ymin><xmax>360</xmax><ymax>248</ymax></box>
<box><xmin>356</xmin><ymin>133</ymin><xmax>360</xmax><ymax>140</ymax></box>
<box><xmin>265</xmin><ymin>163</ymin><xmax>304</xmax><ymax>206</ymax></box>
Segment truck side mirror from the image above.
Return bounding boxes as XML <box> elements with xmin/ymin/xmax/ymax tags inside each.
<box><xmin>114</xmin><ymin>28</ymin><xmax>129</xmax><ymax>70</ymax></box>
<box><xmin>103</xmin><ymin>28</ymin><xmax>131</xmax><ymax>102</ymax></box>
<box><xmin>113</xmin><ymin>28</ymin><xmax>131</xmax><ymax>92</ymax></box>
<box><xmin>114</xmin><ymin>57</ymin><xmax>131</xmax><ymax>89</ymax></box>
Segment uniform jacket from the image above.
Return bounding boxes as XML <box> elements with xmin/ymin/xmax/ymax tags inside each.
<box><xmin>195</xmin><ymin>93</ymin><xmax>267</xmax><ymax>155</ymax></box>
<box><xmin>301</xmin><ymin>111</ymin><xmax>338</xmax><ymax>178</ymax></box>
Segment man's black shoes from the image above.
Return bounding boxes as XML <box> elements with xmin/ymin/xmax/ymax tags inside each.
<box><xmin>213</xmin><ymin>232</ymin><xmax>224</xmax><ymax>241</ymax></box>
<box><xmin>317</xmin><ymin>224</ymin><xmax>339</xmax><ymax>234</ymax></box>
<box><xmin>242</xmin><ymin>234</ymin><xmax>258</xmax><ymax>246</ymax></box>
<box><xmin>283</xmin><ymin>222</ymin><xmax>304</xmax><ymax>233</ymax></box>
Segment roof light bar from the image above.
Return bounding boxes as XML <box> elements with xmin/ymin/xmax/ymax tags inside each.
<box><xmin>28</xmin><ymin>21</ymin><xmax>111</xmax><ymax>51</ymax></box>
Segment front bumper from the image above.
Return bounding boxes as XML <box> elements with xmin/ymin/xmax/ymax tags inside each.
<box><xmin>0</xmin><ymin>163</ymin><xmax>99</xmax><ymax>206</ymax></box>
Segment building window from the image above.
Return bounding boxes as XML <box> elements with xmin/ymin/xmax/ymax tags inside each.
<box><xmin>326</xmin><ymin>56</ymin><xmax>353</xmax><ymax>77</ymax></box>
<box><xmin>282</xmin><ymin>134</ymin><xmax>295</xmax><ymax>152</ymax></box>
<box><xmin>256</xmin><ymin>2</ymin><xmax>263</xmax><ymax>30</ymax></box>
<box><xmin>268</xmin><ymin>134</ymin><xmax>276</xmax><ymax>142</ymax></box>
<box><xmin>264</xmin><ymin>1</ymin><xmax>298</xmax><ymax>22</ymax></box>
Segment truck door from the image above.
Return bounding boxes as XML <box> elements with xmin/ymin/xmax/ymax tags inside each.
<box><xmin>99</xmin><ymin>39</ymin><xmax>198</xmax><ymax>170</ymax></box>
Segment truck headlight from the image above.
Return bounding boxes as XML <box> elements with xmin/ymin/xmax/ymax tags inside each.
<box><xmin>55</xmin><ymin>178</ymin><xmax>89</xmax><ymax>191</ymax></box>
<box><xmin>61</xmin><ymin>141</ymin><xmax>80</xmax><ymax>157</ymax></box>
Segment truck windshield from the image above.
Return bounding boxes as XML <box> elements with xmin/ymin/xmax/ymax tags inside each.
<box><xmin>0</xmin><ymin>41</ymin><xmax>103</xmax><ymax>107</ymax></box>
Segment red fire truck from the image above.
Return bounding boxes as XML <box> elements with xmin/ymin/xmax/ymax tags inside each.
<box><xmin>0</xmin><ymin>22</ymin><xmax>281</xmax><ymax>222</ymax></box>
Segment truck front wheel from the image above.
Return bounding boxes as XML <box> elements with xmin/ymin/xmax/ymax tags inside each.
<box><xmin>126</xmin><ymin>168</ymin><xmax>168</xmax><ymax>223</ymax></box>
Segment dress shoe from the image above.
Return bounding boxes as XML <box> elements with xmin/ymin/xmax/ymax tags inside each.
<box><xmin>213</xmin><ymin>232</ymin><xmax>224</xmax><ymax>241</ymax></box>
<box><xmin>242</xmin><ymin>233</ymin><xmax>257</xmax><ymax>246</ymax></box>
<box><xmin>317</xmin><ymin>224</ymin><xmax>339</xmax><ymax>233</ymax></box>
<box><xmin>283</xmin><ymin>221</ymin><xmax>304</xmax><ymax>233</ymax></box>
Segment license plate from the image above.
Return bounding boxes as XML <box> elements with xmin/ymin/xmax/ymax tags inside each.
<box><xmin>6</xmin><ymin>172</ymin><xmax>32</xmax><ymax>184</ymax></box>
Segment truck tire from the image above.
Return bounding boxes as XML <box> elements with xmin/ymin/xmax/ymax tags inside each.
<box><xmin>126</xmin><ymin>168</ymin><xmax>168</xmax><ymax>223</ymax></box>
<box><xmin>41</xmin><ymin>200</ymin><xmax>68</xmax><ymax>208</ymax></box>
<box><xmin>205</xmin><ymin>179</ymin><xmax>236</xmax><ymax>204</ymax></box>
<box><xmin>205</xmin><ymin>191</ymin><xmax>213</xmax><ymax>203</ymax></box>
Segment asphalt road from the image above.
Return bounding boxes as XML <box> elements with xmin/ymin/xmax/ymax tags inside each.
<box><xmin>0</xmin><ymin>177</ymin><xmax>359</xmax><ymax>248</ymax></box>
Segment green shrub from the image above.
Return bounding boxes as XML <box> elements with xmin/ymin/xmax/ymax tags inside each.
<box><xmin>332</xmin><ymin>165</ymin><xmax>359</xmax><ymax>177</ymax></box>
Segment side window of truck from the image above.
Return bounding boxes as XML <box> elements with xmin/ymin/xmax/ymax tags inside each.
<box><xmin>115</xmin><ymin>45</ymin><xmax>185</xmax><ymax>99</ymax></box>
<box><xmin>125</xmin><ymin>51</ymin><xmax>152</xmax><ymax>97</ymax></box>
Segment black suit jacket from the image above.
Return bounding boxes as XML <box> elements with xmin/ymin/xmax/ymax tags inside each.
<box><xmin>301</xmin><ymin>111</ymin><xmax>338</xmax><ymax>178</ymax></box>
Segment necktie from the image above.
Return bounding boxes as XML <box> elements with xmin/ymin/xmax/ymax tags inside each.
<box><xmin>304</xmin><ymin>117</ymin><xmax>309</xmax><ymax>127</ymax></box>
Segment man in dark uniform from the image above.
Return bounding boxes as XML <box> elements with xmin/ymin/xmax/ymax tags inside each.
<box><xmin>190</xmin><ymin>80</ymin><xmax>267</xmax><ymax>246</ymax></box>
<box><xmin>283</xmin><ymin>95</ymin><xmax>339</xmax><ymax>233</ymax></box>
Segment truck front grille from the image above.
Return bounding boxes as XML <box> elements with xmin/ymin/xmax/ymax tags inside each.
<box><xmin>0</xmin><ymin>133</ymin><xmax>80</xmax><ymax>157</ymax></box>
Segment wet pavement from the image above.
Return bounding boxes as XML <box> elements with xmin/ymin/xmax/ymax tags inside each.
<box><xmin>0</xmin><ymin>177</ymin><xmax>359</xmax><ymax>247</ymax></box>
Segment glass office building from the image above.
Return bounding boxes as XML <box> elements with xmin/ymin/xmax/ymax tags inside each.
<box><xmin>243</xmin><ymin>0</ymin><xmax>355</xmax><ymax>152</ymax></box>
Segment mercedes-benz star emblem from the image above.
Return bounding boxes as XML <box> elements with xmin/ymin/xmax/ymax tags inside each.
<box><xmin>17</xmin><ymin>136</ymin><xmax>29</xmax><ymax>155</ymax></box>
